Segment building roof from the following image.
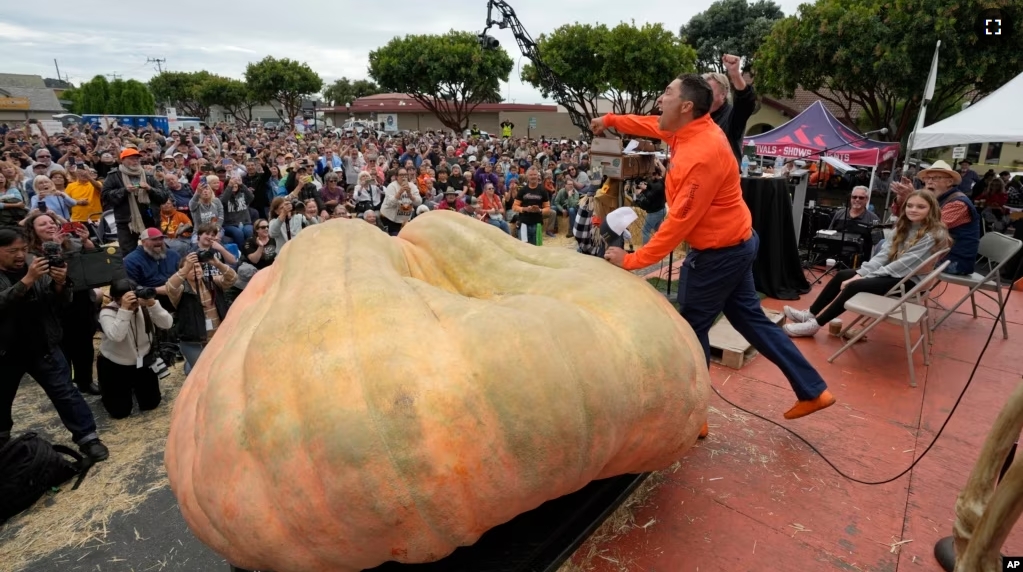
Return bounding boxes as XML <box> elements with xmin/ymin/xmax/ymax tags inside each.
<box><xmin>0</xmin><ymin>73</ymin><xmax>65</xmax><ymax>112</ymax></box>
<box><xmin>323</xmin><ymin>92</ymin><xmax>557</xmax><ymax>114</ymax></box>
<box><xmin>762</xmin><ymin>87</ymin><xmax>865</xmax><ymax>123</ymax></box>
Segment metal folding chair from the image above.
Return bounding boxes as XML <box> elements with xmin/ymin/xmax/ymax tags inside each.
<box><xmin>828</xmin><ymin>257</ymin><xmax>951</xmax><ymax>388</ymax></box>
<box><xmin>930</xmin><ymin>232</ymin><xmax>1023</xmax><ymax>340</ymax></box>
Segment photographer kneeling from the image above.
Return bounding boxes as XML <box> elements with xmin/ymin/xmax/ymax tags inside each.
<box><xmin>97</xmin><ymin>279</ymin><xmax>173</xmax><ymax>418</ymax></box>
<box><xmin>166</xmin><ymin>251</ymin><xmax>237</xmax><ymax>371</ymax></box>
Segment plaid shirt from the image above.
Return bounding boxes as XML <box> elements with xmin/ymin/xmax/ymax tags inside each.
<box><xmin>573</xmin><ymin>195</ymin><xmax>599</xmax><ymax>256</ymax></box>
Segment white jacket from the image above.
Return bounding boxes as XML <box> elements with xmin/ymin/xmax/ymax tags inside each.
<box><xmin>98</xmin><ymin>304</ymin><xmax>174</xmax><ymax>367</ymax></box>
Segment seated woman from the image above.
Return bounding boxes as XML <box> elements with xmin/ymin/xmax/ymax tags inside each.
<box><xmin>783</xmin><ymin>190</ymin><xmax>949</xmax><ymax>338</ymax></box>
<box><xmin>97</xmin><ymin>279</ymin><xmax>174</xmax><ymax>418</ymax></box>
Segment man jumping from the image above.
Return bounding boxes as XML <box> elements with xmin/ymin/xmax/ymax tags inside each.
<box><xmin>595</xmin><ymin>74</ymin><xmax>835</xmax><ymax>432</ymax></box>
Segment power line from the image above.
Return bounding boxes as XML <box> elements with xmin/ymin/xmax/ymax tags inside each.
<box><xmin>146</xmin><ymin>57</ymin><xmax>166</xmax><ymax>74</ymax></box>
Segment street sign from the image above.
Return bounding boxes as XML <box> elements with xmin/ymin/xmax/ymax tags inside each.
<box><xmin>952</xmin><ymin>146</ymin><xmax>966</xmax><ymax>160</ymax></box>
<box><xmin>528</xmin><ymin>116</ymin><xmax>537</xmax><ymax>129</ymax></box>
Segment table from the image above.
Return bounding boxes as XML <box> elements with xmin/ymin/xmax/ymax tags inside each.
<box><xmin>741</xmin><ymin>177</ymin><xmax>810</xmax><ymax>300</ymax></box>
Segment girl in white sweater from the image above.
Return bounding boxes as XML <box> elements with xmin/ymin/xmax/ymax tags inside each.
<box><xmin>97</xmin><ymin>278</ymin><xmax>174</xmax><ymax>418</ymax></box>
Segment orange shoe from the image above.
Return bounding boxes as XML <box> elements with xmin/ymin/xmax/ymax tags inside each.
<box><xmin>784</xmin><ymin>390</ymin><xmax>836</xmax><ymax>420</ymax></box>
<box><xmin>698</xmin><ymin>422</ymin><xmax>709</xmax><ymax>439</ymax></box>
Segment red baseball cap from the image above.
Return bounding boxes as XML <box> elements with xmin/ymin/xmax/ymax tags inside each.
<box><xmin>140</xmin><ymin>228</ymin><xmax>165</xmax><ymax>240</ymax></box>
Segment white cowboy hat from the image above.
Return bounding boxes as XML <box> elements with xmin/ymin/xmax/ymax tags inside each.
<box><xmin>917</xmin><ymin>160</ymin><xmax>962</xmax><ymax>185</ymax></box>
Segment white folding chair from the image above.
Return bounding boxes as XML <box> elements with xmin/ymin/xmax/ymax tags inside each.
<box><xmin>930</xmin><ymin>232</ymin><xmax>1023</xmax><ymax>340</ymax></box>
<box><xmin>828</xmin><ymin>259</ymin><xmax>951</xmax><ymax>388</ymax></box>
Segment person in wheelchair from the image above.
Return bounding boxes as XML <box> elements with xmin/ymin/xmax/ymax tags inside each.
<box><xmin>783</xmin><ymin>190</ymin><xmax>949</xmax><ymax>338</ymax></box>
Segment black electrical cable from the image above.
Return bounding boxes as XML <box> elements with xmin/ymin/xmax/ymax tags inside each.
<box><xmin>709</xmin><ymin>252</ymin><xmax>1021</xmax><ymax>486</ymax></box>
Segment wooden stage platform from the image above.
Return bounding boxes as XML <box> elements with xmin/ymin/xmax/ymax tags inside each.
<box><xmin>568</xmin><ymin>278</ymin><xmax>1023</xmax><ymax>572</ymax></box>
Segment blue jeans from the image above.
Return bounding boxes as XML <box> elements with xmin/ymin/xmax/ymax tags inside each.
<box><xmin>554</xmin><ymin>206</ymin><xmax>577</xmax><ymax>232</ymax></box>
<box><xmin>487</xmin><ymin>217</ymin><xmax>511</xmax><ymax>234</ymax></box>
<box><xmin>223</xmin><ymin>224</ymin><xmax>253</xmax><ymax>245</ymax></box>
<box><xmin>0</xmin><ymin>349</ymin><xmax>99</xmax><ymax>444</ymax></box>
<box><xmin>643</xmin><ymin>207</ymin><xmax>666</xmax><ymax>243</ymax></box>
<box><xmin>678</xmin><ymin>231</ymin><xmax>828</xmax><ymax>401</ymax></box>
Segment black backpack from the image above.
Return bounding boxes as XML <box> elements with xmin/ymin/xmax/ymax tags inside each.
<box><xmin>0</xmin><ymin>433</ymin><xmax>93</xmax><ymax>525</ymax></box>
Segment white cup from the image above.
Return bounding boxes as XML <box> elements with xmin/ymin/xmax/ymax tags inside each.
<box><xmin>826</xmin><ymin>258</ymin><xmax>836</xmax><ymax>268</ymax></box>
<box><xmin>808</xmin><ymin>200</ymin><xmax>816</xmax><ymax>208</ymax></box>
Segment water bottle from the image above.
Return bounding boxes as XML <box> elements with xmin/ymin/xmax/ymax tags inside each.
<box><xmin>741</xmin><ymin>155</ymin><xmax>750</xmax><ymax>177</ymax></box>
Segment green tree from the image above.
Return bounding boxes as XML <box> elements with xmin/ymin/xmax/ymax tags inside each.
<box><xmin>197</xmin><ymin>75</ymin><xmax>263</xmax><ymax>124</ymax></box>
<box><xmin>520</xmin><ymin>22</ymin><xmax>697</xmax><ymax>121</ymax></box>
<box><xmin>120</xmin><ymin>80</ymin><xmax>156</xmax><ymax>114</ymax></box>
<box><xmin>756</xmin><ymin>0</ymin><xmax>1023</xmax><ymax>142</ymax></box>
<box><xmin>77</xmin><ymin>75</ymin><xmax>110</xmax><ymax>114</ymax></box>
<box><xmin>368</xmin><ymin>30</ymin><xmax>514</xmax><ymax>132</ymax></box>
<box><xmin>60</xmin><ymin>86</ymin><xmax>80</xmax><ymax>113</ymax></box>
<box><xmin>680</xmin><ymin>0</ymin><xmax>784</xmax><ymax>73</ymax></box>
<box><xmin>604</xmin><ymin>22</ymin><xmax>698</xmax><ymax>115</ymax></box>
<box><xmin>521</xmin><ymin>23</ymin><xmax>608</xmax><ymax>122</ymax></box>
<box><xmin>323</xmin><ymin>77</ymin><xmax>383</xmax><ymax>107</ymax></box>
<box><xmin>245</xmin><ymin>56</ymin><xmax>323</xmax><ymax>124</ymax></box>
<box><xmin>149</xmin><ymin>71</ymin><xmax>215</xmax><ymax>119</ymax></box>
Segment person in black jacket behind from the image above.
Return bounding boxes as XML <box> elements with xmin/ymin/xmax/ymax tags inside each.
<box><xmin>101</xmin><ymin>148</ymin><xmax>169</xmax><ymax>254</ymax></box>
<box><xmin>0</xmin><ymin>228</ymin><xmax>108</xmax><ymax>461</ymax></box>
<box><xmin>705</xmin><ymin>54</ymin><xmax>757</xmax><ymax>164</ymax></box>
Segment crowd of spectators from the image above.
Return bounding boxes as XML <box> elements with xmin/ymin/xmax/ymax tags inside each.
<box><xmin>0</xmin><ymin>117</ymin><xmax>671</xmax><ymax>464</ymax></box>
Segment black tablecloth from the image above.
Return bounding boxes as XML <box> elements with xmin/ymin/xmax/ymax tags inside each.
<box><xmin>741</xmin><ymin>177</ymin><xmax>810</xmax><ymax>300</ymax></box>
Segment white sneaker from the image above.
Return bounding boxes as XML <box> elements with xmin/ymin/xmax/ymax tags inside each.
<box><xmin>784</xmin><ymin>320</ymin><xmax>821</xmax><ymax>338</ymax></box>
<box><xmin>783</xmin><ymin>306</ymin><xmax>815</xmax><ymax>324</ymax></box>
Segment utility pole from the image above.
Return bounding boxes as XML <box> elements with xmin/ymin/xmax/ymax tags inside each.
<box><xmin>54</xmin><ymin>59</ymin><xmax>62</xmax><ymax>82</ymax></box>
<box><xmin>106</xmin><ymin>73</ymin><xmax>122</xmax><ymax>80</ymax></box>
<box><xmin>146</xmin><ymin>57</ymin><xmax>166</xmax><ymax>74</ymax></box>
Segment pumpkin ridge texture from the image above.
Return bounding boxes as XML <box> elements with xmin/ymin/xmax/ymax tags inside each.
<box><xmin>166</xmin><ymin>209</ymin><xmax>710</xmax><ymax>572</ymax></box>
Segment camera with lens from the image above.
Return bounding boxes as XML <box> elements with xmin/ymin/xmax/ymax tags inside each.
<box><xmin>134</xmin><ymin>286</ymin><xmax>157</xmax><ymax>300</ymax></box>
<box><xmin>41</xmin><ymin>241</ymin><xmax>66</xmax><ymax>268</ymax></box>
<box><xmin>197</xmin><ymin>249</ymin><xmax>216</xmax><ymax>263</ymax></box>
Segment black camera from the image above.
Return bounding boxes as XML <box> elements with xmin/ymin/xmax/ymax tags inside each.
<box><xmin>41</xmin><ymin>241</ymin><xmax>65</xmax><ymax>268</ymax></box>
<box><xmin>134</xmin><ymin>286</ymin><xmax>157</xmax><ymax>300</ymax></box>
<box><xmin>197</xmin><ymin>249</ymin><xmax>216</xmax><ymax>263</ymax></box>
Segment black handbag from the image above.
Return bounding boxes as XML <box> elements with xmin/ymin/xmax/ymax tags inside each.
<box><xmin>65</xmin><ymin>247</ymin><xmax>126</xmax><ymax>291</ymax></box>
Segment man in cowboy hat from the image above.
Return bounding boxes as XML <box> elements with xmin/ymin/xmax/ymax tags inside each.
<box><xmin>956</xmin><ymin>159</ymin><xmax>980</xmax><ymax>195</ymax></box>
<box><xmin>891</xmin><ymin>159</ymin><xmax>979</xmax><ymax>275</ymax></box>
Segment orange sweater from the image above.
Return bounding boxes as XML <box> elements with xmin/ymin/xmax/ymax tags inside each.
<box><xmin>603</xmin><ymin>113</ymin><xmax>752</xmax><ymax>270</ymax></box>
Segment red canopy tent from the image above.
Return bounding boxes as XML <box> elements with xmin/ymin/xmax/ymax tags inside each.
<box><xmin>743</xmin><ymin>101</ymin><xmax>900</xmax><ymax>167</ymax></box>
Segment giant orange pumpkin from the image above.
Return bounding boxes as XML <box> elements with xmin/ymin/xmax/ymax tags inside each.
<box><xmin>165</xmin><ymin>210</ymin><xmax>709</xmax><ymax>572</ymax></box>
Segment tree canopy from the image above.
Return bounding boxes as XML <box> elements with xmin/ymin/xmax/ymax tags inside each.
<box><xmin>368</xmin><ymin>30</ymin><xmax>514</xmax><ymax>132</ymax></box>
<box><xmin>197</xmin><ymin>75</ymin><xmax>263</xmax><ymax>124</ymax></box>
<box><xmin>680</xmin><ymin>0</ymin><xmax>784</xmax><ymax>73</ymax></box>
<box><xmin>521</xmin><ymin>22</ymin><xmax>697</xmax><ymax>122</ymax></box>
<box><xmin>64</xmin><ymin>76</ymin><xmax>155</xmax><ymax>115</ymax></box>
<box><xmin>244</xmin><ymin>56</ymin><xmax>323</xmax><ymax>124</ymax></box>
<box><xmin>755</xmin><ymin>0</ymin><xmax>1023</xmax><ymax>142</ymax></box>
<box><xmin>148</xmin><ymin>71</ymin><xmax>215</xmax><ymax>119</ymax></box>
<box><xmin>323</xmin><ymin>77</ymin><xmax>383</xmax><ymax>107</ymax></box>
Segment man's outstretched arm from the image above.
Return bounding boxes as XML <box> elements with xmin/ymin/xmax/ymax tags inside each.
<box><xmin>592</xmin><ymin>114</ymin><xmax>671</xmax><ymax>142</ymax></box>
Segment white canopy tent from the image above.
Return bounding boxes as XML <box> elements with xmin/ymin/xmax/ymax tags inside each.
<box><xmin>911</xmin><ymin>71</ymin><xmax>1023</xmax><ymax>150</ymax></box>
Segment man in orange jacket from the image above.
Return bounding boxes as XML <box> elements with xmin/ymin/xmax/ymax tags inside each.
<box><xmin>595</xmin><ymin>74</ymin><xmax>835</xmax><ymax>426</ymax></box>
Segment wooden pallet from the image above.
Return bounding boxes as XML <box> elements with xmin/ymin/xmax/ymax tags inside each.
<box><xmin>709</xmin><ymin>308</ymin><xmax>786</xmax><ymax>369</ymax></box>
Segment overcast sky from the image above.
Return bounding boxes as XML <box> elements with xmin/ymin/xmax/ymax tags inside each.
<box><xmin>2</xmin><ymin>0</ymin><xmax>803</xmax><ymax>105</ymax></box>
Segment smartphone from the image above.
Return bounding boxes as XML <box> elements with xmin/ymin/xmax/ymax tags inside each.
<box><xmin>60</xmin><ymin>222</ymin><xmax>84</xmax><ymax>234</ymax></box>
<box><xmin>222</xmin><ymin>158</ymin><xmax>231</xmax><ymax>165</ymax></box>
<box><xmin>38</xmin><ymin>202</ymin><xmax>48</xmax><ymax>213</ymax></box>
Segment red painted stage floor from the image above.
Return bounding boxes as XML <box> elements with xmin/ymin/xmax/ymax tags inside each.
<box><xmin>575</xmin><ymin>278</ymin><xmax>1023</xmax><ymax>572</ymax></box>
